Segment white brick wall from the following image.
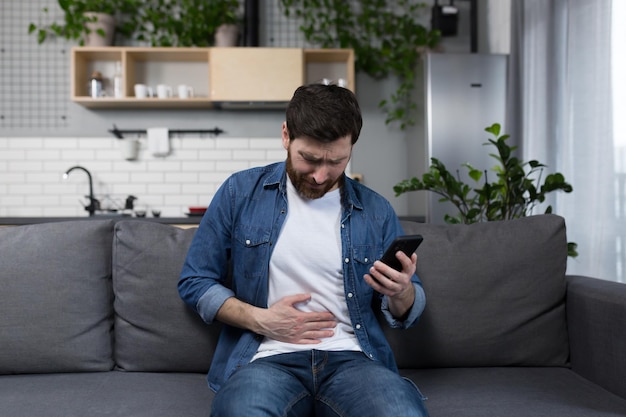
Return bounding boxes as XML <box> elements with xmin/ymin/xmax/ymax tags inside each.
<box><xmin>0</xmin><ymin>136</ymin><xmax>285</xmax><ymax>218</ymax></box>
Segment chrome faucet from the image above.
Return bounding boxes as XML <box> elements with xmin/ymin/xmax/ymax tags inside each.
<box><xmin>63</xmin><ymin>166</ymin><xmax>100</xmax><ymax>217</ymax></box>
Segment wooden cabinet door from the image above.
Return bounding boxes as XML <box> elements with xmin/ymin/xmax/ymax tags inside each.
<box><xmin>209</xmin><ymin>48</ymin><xmax>303</xmax><ymax>102</ymax></box>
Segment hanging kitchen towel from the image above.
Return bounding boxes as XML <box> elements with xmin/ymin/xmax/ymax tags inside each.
<box><xmin>147</xmin><ymin>127</ymin><xmax>170</xmax><ymax>157</ymax></box>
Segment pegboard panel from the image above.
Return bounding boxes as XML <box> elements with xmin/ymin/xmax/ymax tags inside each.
<box><xmin>262</xmin><ymin>0</ymin><xmax>312</xmax><ymax>47</ymax></box>
<box><xmin>0</xmin><ymin>0</ymin><xmax>314</xmax><ymax>133</ymax></box>
<box><xmin>0</xmin><ymin>0</ymin><xmax>70</xmax><ymax>129</ymax></box>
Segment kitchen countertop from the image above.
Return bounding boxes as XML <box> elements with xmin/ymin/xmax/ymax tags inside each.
<box><xmin>0</xmin><ymin>216</ymin><xmax>202</xmax><ymax>226</ymax></box>
<box><xmin>0</xmin><ymin>215</ymin><xmax>424</xmax><ymax>226</ymax></box>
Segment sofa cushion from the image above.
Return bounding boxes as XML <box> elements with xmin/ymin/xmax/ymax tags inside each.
<box><xmin>0</xmin><ymin>220</ymin><xmax>115</xmax><ymax>374</ymax></box>
<box><xmin>0</xmin><ymin>372</ymin><xmax>215</xmax><ymax>417</ymax></box>
<box><xmin>112</xmin><ymin>221</ymin><xmax>220</xmax><ymax>372</ymax></box>
<box><xmin>403</xmin><ymin>367</ymin><xmax>626</xmax><ymax>417</ymax></box>
<box><xmin>389</xmin><ymin>214</ymin><xmax>569</xmax><ymax>368</ymax></box>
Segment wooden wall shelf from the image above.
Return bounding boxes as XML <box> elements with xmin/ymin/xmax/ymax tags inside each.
<box><xmin>71</xmin><ymin>47</ymin><xmax>354</xmax><ymax>109</ymax></box>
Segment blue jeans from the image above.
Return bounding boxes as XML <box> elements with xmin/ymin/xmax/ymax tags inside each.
<box><xmin>211</xmin><ymin>350</ymin><xmax>429</xmax><ymax>417</ymax></box>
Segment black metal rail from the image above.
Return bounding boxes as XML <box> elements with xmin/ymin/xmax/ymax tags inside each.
<box><xmin>108</xmin><ymin>124</ymin><xmax>225</xmax><ymax>139</ymax></box>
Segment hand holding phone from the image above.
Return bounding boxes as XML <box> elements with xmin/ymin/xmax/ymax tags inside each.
<box><xmin>380</xmin><ymin>235</ymin><xmax>424</xmax><ymax>271</ymax></box>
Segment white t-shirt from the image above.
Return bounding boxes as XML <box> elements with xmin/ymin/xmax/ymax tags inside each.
<box><xmin>252</xmin><ymin>178</ymin><xmax>361</xmax><ymax>361</ymax></box>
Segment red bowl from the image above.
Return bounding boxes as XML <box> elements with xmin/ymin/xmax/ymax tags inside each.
<box><xmin>188</xmin><ymin>206</ymin><xmax>207</xmax><ymax>214</ymax></box>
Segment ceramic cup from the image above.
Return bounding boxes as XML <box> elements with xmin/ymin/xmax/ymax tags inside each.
<box><xmin>122</xmin><ymin>138</ymin><xmax>140</xmax><ymax>161</ymax></box>
<box><xmin>156</xmin><ymin>84</ymin><xmax>173</xmax><ymax>99</ymax></box>
<box><xmin>134</xmin><ymin>84</ymin><xmax>152</xmax><ymax>99</ymax></box>
<box><xmin>177</xmin><ymin>84</ymin><xmax>194</xmax><ymax>99</ymax></box>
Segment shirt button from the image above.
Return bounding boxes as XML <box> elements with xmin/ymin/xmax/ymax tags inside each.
<box><xmin>341</xmin><ymin>224</ymin><xmax>345</xmax><ymax>229</ymax></box>
<box><xmin>364</xmin><ymin>257</ymin><xmax>368</xmax><ymax>262</ymax></box>
<box><xmin>245</xmin><ymin>239</ymin><xmax>251</xmax><ymax>245</ymax></box>
<box><xmin>355</xmin><ymin>324</ymin><xmax>361</xmax><ymax>330</ymax></box>
<box><xmin>347</xmin><ymin>293</ymin><xmax>353</xmax><ymax>298</ymax></box>
<box><xmin>344</xmin><ymin>258</ymin><xmax>350</xmax><ymax>264</ymax></box>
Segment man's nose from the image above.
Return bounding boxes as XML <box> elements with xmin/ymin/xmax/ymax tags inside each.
<box><xmin>312</xmin><ymin>165</ymin><xmax>330</xmax><ymax>184</ymax></box>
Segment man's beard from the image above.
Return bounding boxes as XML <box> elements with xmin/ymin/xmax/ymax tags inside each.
<box><xmin>286</xmin><ymin>153</ymin><xmax>343</xmax><ymax>200</ymax></box>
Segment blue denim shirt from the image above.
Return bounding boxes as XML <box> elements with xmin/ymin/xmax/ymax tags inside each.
<box><xmin>179</xmin><ymin>162</ymin><xmax>426</xmax><ymax>392</ymax></box>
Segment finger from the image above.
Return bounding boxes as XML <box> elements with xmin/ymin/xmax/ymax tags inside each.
<box><xmin>294</xmin><ymin>339</ymin><xmax>324</xmax><ymax>345</ymax></box>
<box><xmin>363</xmin><ymin>273</ymin><xmax>394</xmax><ymax>295</ymax></box>
<box><xmin>303</xmin><ymin>312</ymin><xmax>337</xmax><ymax>323</ymax></box>
<box><xmin>365</xmin><ymin>265</ymin><xmax>406</xmax><ymax>294</ymax></box>
<box><xmin>281</xmin><ymin>293</ymin><xmax>312</xmax><ymax>306</ymax></box>
<box><xmin>397</xmin><ymin>252</ymin><xmax>417</xmax><ymax>273</ymax></box>
<box><xmin>290</xmin><ymin>329</ymin><xmax>335</xmax><ymax>345</ymax></box>
<box><xmin>302</xmin><ymin>319</ymin><xmax>337</xmax><ymax>330</ymax></box>
<box><xmin>370</xmin><ymin>263</ymin><xmax>399</xmax><ymax>284</ymax></box>
<box><xmin>290</xmin><ymin>312</ymin><xmax>335</xmax><ymax>328</ymax></box>
<box><xmin>373</xmin><ymin>254</ymin><xmax>415</xmax><ymax>284</ymax></box>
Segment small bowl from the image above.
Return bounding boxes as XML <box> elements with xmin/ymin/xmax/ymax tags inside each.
<box><xmin>188</xmin><ymin>206</ymin><xmax>207</xmax><ymax>215</ymax></box>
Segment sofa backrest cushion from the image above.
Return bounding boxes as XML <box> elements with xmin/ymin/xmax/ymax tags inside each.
<box><xmin>112</xmin><ymin>221</ymin><xmax>220</xmax><ymax>373</ymax></box>
<box><xmin>387</xmin><ymin>214</ymin><xmax>569</xmax><ymax>368</ymax></box>
<box><xmin>0</xmin><ymin>220</ymin><xmax>115</xmax><ymax>374</ymax></box>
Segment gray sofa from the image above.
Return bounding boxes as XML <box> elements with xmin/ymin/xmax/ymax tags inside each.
<box><xmin>1</xmin><ymin>215</ymin><xmax>625</xmax><ymax>416</ymax></box>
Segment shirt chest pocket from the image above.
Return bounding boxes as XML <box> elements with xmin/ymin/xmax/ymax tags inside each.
<box><xmin>233</xmin><ymin>224</ymin><xmax>272</xmax><ymax>280</ymax></box>
<box><xmin>351</xmin><ymin>245</ymin><xmax>382</xmax><ymax>269</ymax></box>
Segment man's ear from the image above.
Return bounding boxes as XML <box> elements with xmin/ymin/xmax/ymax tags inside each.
<box><xmin>281</xmin><ymin>122</ymin><xmax>290</xmax><ymax>150</ymax></box>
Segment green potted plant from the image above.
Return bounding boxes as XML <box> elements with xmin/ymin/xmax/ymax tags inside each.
<box><xmin>280</xmin><ymin>0</ymin><xmax>440</xmax><ymax>129</ymax></box>
<box><xmin>28</xmin><ymin>0</ymin><xmax>138</xmax><ymax>46</ymax></box>
<box><xmin>394</xmin><ymin>123</ymin><xmax>578</xmax><ymax>257</ymax></box>
<box><xmin>132</xmin><ymin>0</ymin><xmax>241</xmax><ymax>47</ymax></box>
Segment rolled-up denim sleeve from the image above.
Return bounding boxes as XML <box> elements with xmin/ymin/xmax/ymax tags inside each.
<box><xmin>380</xmin><ymin>282</ymin><xmax>426</xmax><ymax>329</ymax></box>
<box><xmin>178</xmin><ymin>178</ymin><xmax>233</xmax><ymax>324</ymax></box>
<box><xmin>196</xmin><ymin>285</ymin><xmax>235</xmax><ymax>324</ymax></box>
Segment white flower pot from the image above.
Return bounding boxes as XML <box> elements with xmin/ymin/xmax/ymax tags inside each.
<box><xmin>215</xmin><ymin>24</ymin><xmax>239</xmax><ymax>47</ymax></box>
<box><xmin>84</xmin><ymin>13</ymin><xmax>115</xmax><ymax>46</ymax></box>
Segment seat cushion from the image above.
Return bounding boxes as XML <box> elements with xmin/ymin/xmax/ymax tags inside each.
<box><xmin>0</xmin><ymin>220</ymin><xmax>115</xmax><ymax>374</ymax></box>
<box><xmin>0</xmin><ymin>371</ymin><xmax>213</xmax><ymax>417</ymax></box>
<box><xmin>404</xmin><ymin>367</ymin><xmax>626</xmax><ymax>417</ymax></box>
<box><xmin>393</xmin><ymin>214</ymin><xmax>569</xmax><ymax>368</ymax></box>
<box><xmin>112</xmin><ymin>221</ymin><xmax>221</xmax><ymax>372</ymax></box>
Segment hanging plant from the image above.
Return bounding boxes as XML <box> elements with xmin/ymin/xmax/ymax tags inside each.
<box><xmin>129</xmin><ymin>0</ymin><xmax>241</xmax><ymax>47</ymax></box>
<box><xmin>28</xmin><ymin>0</ymin><xmax>139</xmax><ymax>45</ymax></box>
<box><xmin>279</xmin><ymin>0</ymin><xmax>440</xmax><ymax>129</ymax></box>
<box><xmin>394</xmin><ymin>123</ymin><xmax>578</xmax><ymax>257</ymax></box>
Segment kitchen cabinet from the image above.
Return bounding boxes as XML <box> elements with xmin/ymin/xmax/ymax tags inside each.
<box><xmin>210</xmin><ymin>48</ymin><xmax>302</xmax><ymax>103</ymax></box>
<box><xmin>70</xmin><ymin>47</ymin><xmax>354</xmax><ymax>109</ymax></box>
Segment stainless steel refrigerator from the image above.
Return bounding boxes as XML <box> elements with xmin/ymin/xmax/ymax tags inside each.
<box><xmin>409</xmin><ymin>53</ymin><xmax>509</xmax><ymax>224</ymax></box>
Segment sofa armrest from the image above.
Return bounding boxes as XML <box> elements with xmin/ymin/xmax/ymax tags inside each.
<box><xmin>567</xmin><ymin>275</ymin><xmax>626</xmax><ymax>400</ymax></box>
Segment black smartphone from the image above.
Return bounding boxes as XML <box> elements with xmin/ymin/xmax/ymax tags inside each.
<box><xmin>380</xmin><ymin>235</ymin><xmax>424</xmax><ymax>271</ymax></box>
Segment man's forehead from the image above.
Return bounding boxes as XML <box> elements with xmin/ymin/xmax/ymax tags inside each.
<box><xmin>295</xmin><ymin>138</ymin><xmax>351</xmax><ymax>156</ymax></box>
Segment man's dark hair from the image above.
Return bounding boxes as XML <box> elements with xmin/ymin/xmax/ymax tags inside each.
<box><xmin>285</xmin><ymin>83</ymin><xmax>363</xmax><ymax>145</ymax></box>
